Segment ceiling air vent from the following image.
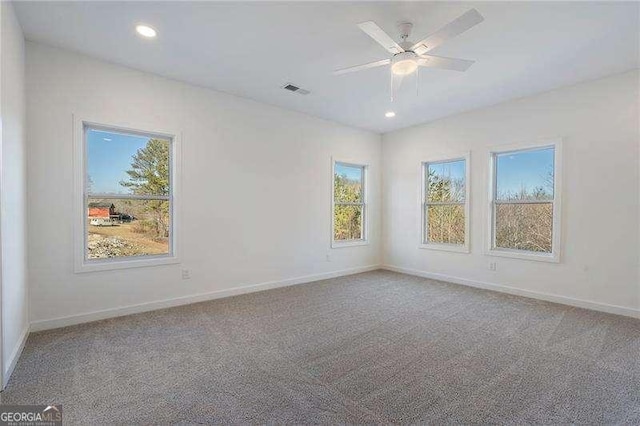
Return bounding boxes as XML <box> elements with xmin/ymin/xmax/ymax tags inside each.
<box><xmin>282</xmin><ymin>83</ymin><xmax>310</xmax><ymax>95</ymax></box>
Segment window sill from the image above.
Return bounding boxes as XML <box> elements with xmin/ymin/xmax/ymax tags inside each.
<box><xmin>419</xmin><ymin>243</ymin><xmax>469</xmax><ymax>254</ymax></box>
<box><xmin>486</xmin><ymin>248</ymin><xmax>559</xmax><ymax>263</ymax></box>
<box><xmin>331</xmin><ymin>239</ymin><xmax>369</xmax><ymax>249</ymax></box>
<box><xmin>75</xmin><ymin>255</ymin><xmax>180</xmax><ymax>273</ymax></box>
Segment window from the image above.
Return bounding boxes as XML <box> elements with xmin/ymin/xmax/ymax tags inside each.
<box><xmin>75</xmin><ymin>120</ymin><xmax>179</xmax><ymax>272</ymax></box>
<box><xmin>421</xmin><ymin>155</ymin><xmax>470</xmax><ymax>252</ymax></box>
<box><xmin>332</xmin><ymin>161</ymin><xmax>367</xmax><ymax>247</ymax></box>
<box><xmin>489</xmin><ymin>142</ymin><xmax>561</xmax><ymax>262</ymax></box>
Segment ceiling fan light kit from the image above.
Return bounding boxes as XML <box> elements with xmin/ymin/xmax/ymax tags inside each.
<box><xmin>333</xmin><ymin>8</ymin><xmax>484</xmax><ymax>100</ymax></box>
<box><xmin>391</xmin><ymin>52</ymin><xmax>418</xmax><ymax>75</ymax></box>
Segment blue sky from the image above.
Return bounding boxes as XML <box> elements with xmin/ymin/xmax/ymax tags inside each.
<box><xmin>89</xmin><ymin>131</ymin><xmax>551</xmax><ymax>197</ymax></box>
<box><xmin>426</xmin><ymin>150</ymin><xmax>553</xmax><ymax>199</ymax></box>
<box><xmin>496</xmin><ymin>147</ymin><xmax>554</xmax><ymax>197</ymax></box>
<box><xmin>335</xmin><ymin>163</ymin><xmax>363</xmax><ymax>181</ymax></box>
<box><xmin>428</xmin><ymin>159</ymin><xmax>465</xmax><ymax>183</ymax></box>
<box><xmin>87</xmin><ymin>129</ymin><xmax>151</xmax><ymax>194</ymax></box>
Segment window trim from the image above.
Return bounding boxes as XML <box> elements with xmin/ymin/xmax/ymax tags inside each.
<box><xmin>419</xmin><ymin>153</ymin><xmax>471</xmax><ymax>253</ymax></box>
<box><xmin>331</xmin><ymin>159</ymin><xmax>368</xmax><ymax>248</ymax></box>
<box><xmin>73</xmin><ymin>116</ymin><xmax>181</xmax><ymax>273</ymax></box>
<box><xmin>486</xmin><ymin>139</ymin><xmax>562</xmax><ymax>263</ymax></box>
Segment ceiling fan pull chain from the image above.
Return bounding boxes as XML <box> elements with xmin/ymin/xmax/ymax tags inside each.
<box><xmin>390</xmin><ymin>69</ymin><xmax>394</xmax><ymax>102</ymax></box>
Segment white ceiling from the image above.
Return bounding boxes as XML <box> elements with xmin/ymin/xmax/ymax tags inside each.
<box><xmin>14</xmin><ymin>1</ymin><xmax>640</xmax><ymax>133</ymax></box>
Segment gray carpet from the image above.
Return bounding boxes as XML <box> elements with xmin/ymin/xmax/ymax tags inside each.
<box><xmin>2</xmin><ymin>270</ymin><xmax>639</xmax><ymax>424</ymax></box>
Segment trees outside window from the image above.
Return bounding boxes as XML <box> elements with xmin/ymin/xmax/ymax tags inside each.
<box><xmin>333</xmin><ymin>162</ymin><xmax>366</xmax><ymax>245</ymax></box>
<box><xmin>489</xmin><ymin>143</ymin><xmax>560</xmax><ymax>261</ymax></box>
<box><xmin>83</xmin><ymin>126</ymin><xmax>173</xmax><ymax>262</ymax></box>
<box><xmin>422</xmin><ymin>157</ymin><xmax>469</xmax><ymax>251</ymax></box>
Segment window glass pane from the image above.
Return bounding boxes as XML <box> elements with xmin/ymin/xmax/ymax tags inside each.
<box><xmin>334</xmin><ymin>205</ymin><xmax>363</xmax><ymax>241</ymax></box>
<box><xmin>87</xmin><ymin>128</ymin><xmax>170</xmax><ymax>196</ymax></box>
<box><xmin>427</xmin><ymin>160</ymin><xmax>465</xmax><ymax>202</ymax></box>
<box><xmin>496</xmin><ymin>147</ymin><xmax>554</xmax><ymax>201</ymax></box>
<box><xmin>426</xmin><ymin>204</ymin><xmax>465</xmax><ymax>245</ymax></box>
<box><xmin>334</xmin><ymin>163</ymin><xmax>363</xmax><ymax>203</ymax></box>
<box><xmin>87</xmin><ymin>197</ymin><xmax>170</xmax><ymax>259</ymax></box>
<box><xmin>495</xmin><ymin>203</ymin><xmax>552</xmax><ymax>253</ymax></box>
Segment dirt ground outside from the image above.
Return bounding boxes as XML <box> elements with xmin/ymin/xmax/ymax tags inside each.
<box><xmin>88</xmin><ymin>221</ymin><xmax>169</xmax><ymax>258</ymax></box>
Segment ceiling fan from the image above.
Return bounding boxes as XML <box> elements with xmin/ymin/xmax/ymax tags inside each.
<box><xmin>334</xmin><ymin>9</ymin><xmax>484</xmax><ymax>83</ymax></box>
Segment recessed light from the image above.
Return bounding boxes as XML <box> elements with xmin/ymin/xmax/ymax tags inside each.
<box><xmin>136</xmin><ymin>25</ymin><xmax>157</xmax><ymax>38</ymax></box>
<box><xmin>385</xmin><ymin>111</ymin><xmax>396</xmax><ymax>118</ymax></box>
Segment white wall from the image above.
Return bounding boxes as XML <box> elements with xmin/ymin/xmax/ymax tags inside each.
<box><xmin>382</xmin><ymin>70</ymin><xmax>640</xmax><ymax>316</ymax></box>
<box><xmin>26</xmin><ymin>42</ymin><xmax>382</xmax><ymax>330</ymax></box>
<box><xmin>22</xmin><ymin>38</ymin><xmax>640</xmax><ymax>333</ymax></box>
<box><xmin>1</xmin><ymin>1</ymin><xmax>29</xmax><ymax>385</ymax></box>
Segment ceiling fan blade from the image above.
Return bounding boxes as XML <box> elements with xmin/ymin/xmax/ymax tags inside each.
<box><xmin>333</xmin><ymin>59</ymin><xmax>390</xmax><ymax>75</ymax></box>
<box><xmin>418</xmin><ymin>55</ymin><xmax>475</xmax><ymax>72</ymax></box>
<box><xmin>411</xmin><ymin>9</ymin><xmax>484</xmax><ymax>55</ymax></box>
<box><xmin>357</xmin><ymin>21</ymin><xmax>404</xmax><ymax>54</ymax></box>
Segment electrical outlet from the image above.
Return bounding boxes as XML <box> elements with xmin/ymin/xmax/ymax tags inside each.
<box><xmin>326</xmin><ymin>253</ymin><xmax>332</xmax><ymax>262</ymax></box>
<box><xmin>489</xmin><ymin>262</ymin><xmax>497</xmax><ymax>271</ymax></box>
<box><xmin>181</xmin><ymin>269</ymin><xmax>191</xmax><ymax>280</ymax></box>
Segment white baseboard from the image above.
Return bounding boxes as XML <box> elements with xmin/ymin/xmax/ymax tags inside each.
<box><xmin>383</xmin><ymin>264</ymin><xmax>640</xmax><ymax>319</ymax></box>
<box><xmin>30</xmin><ymin>264</ymin><xmax>381</xmax><ymax>332</ymax></box>
<box><xmin>3</xmin><ymin>325</ymin><xmax>30</xmax><ymax>389</ymax></box>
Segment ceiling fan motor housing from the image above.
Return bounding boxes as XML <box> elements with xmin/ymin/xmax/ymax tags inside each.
<box><xmin>399</xmin><ymin>41</ymin><xmax>415</xmax><ymax>51</ymax></box>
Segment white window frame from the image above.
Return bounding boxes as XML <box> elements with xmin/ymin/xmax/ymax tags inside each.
<box><xmin>420</xmin><ymin>153</ymin><xmax>471</xmax><ymax>253</ymax></box>
<box><xmin>331</xmin><ymin>159</ymin><xmax>368</xmax><ymax>248</ymax></box>
<box><xmin>486</xmin><ymin>139</ymin><xmax>562</xmax><ymax>263</ymax></box>
<box><xmin>73</xmin><ymin>116</ymin><xmax>181</xmax><ymax>273</ymax></box>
